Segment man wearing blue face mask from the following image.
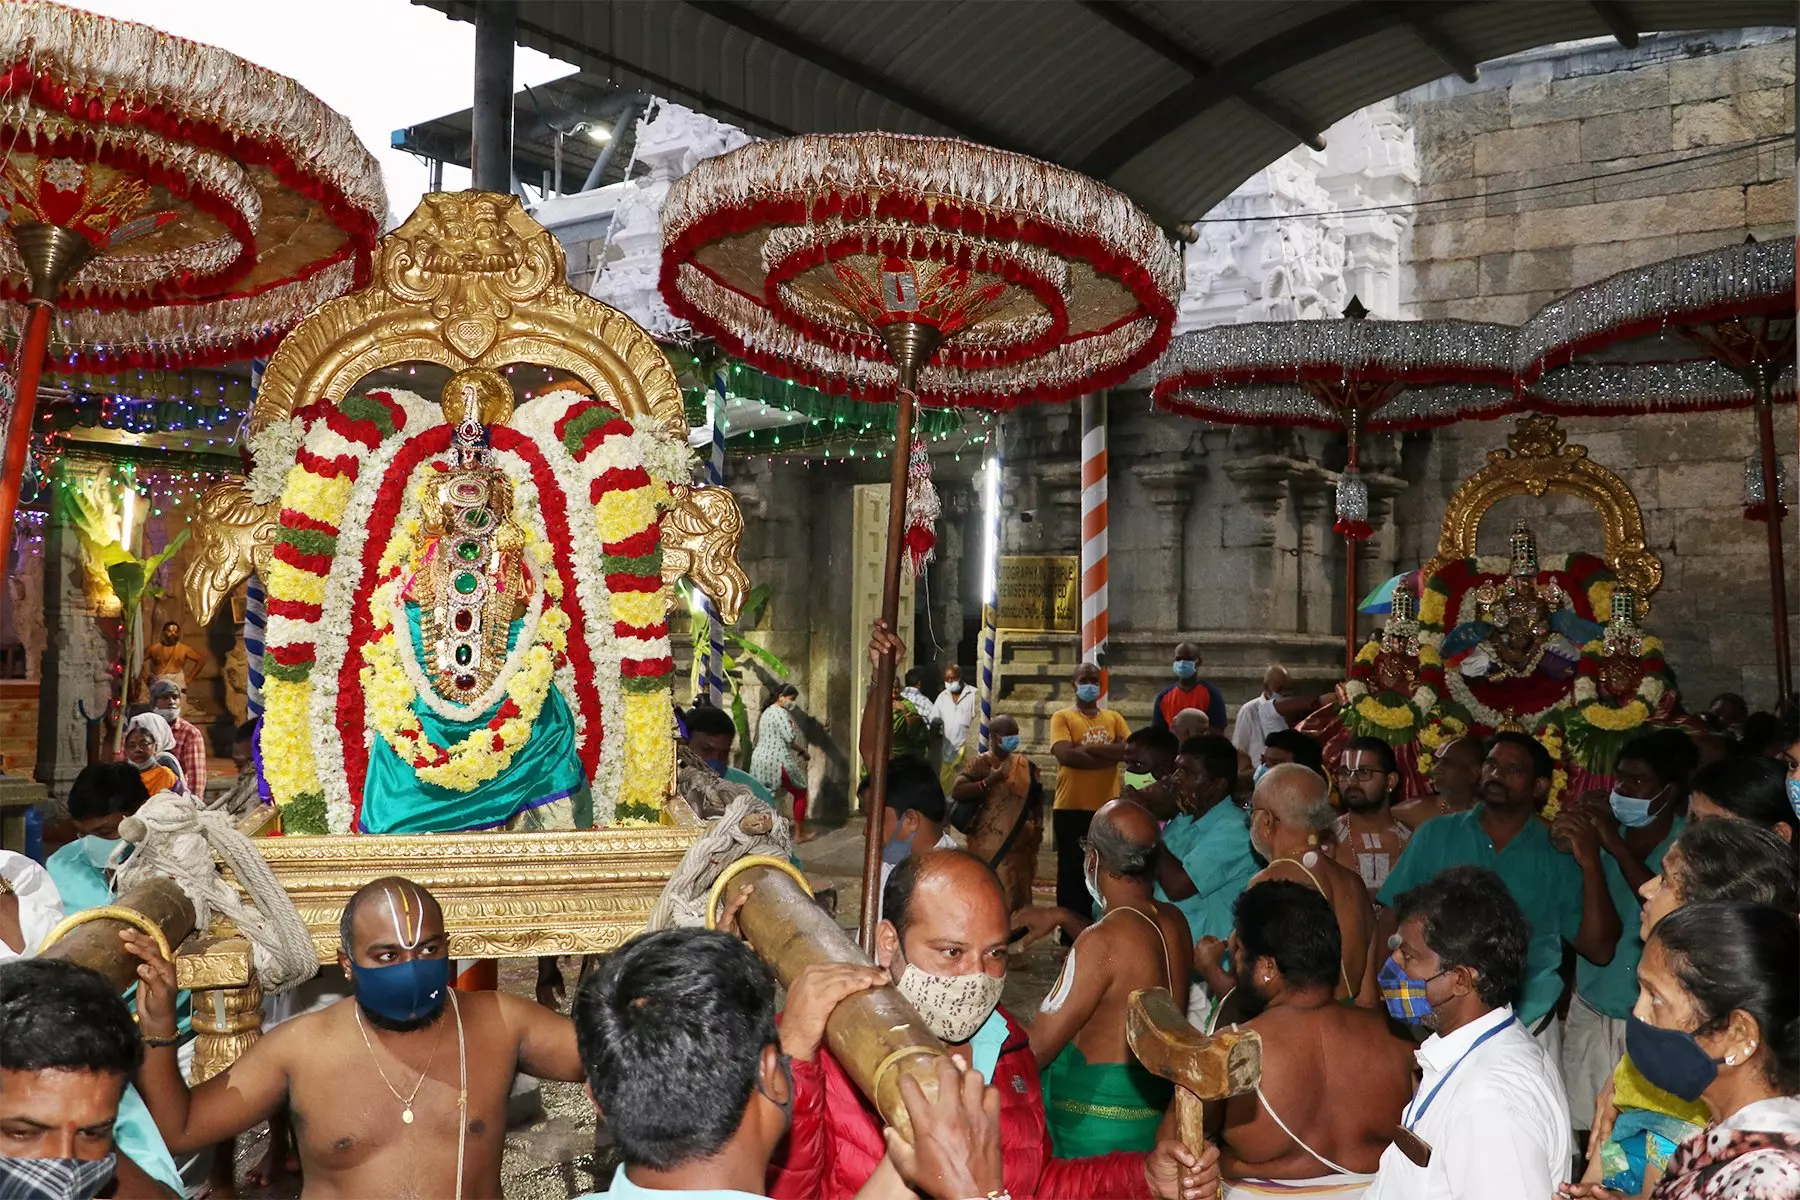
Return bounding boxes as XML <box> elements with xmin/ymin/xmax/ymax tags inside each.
<box><xmin>1367</xmin><ymin>866</ymin><xmax>1570</xmax><ymax>1200</ymax></box>
<box><xmin>951</xmin><ymin>714</ymin><xmax>1043</xmax><ymax>913</ymax></box>
<box><xmin>1050</xmin><ymin>663</ymin><xmax>1129</xmax><ymax>936</ymax></box>
<box><xmin>46</xmin><ymin>764</ymin><xmax>149</xmax><ymax>915</ymax></box>
<box><xmin>876</xmin><ymin>760</ymin><xmax>957</xmax><ymax>924</ymax></box>
<box><xmin>1563</xmin><ymin>729</ymin><xmax>1694</xmax><ymax>1146</ymax></box>
<box><xmin>1148</xmin><ymin>643</ymin><xmax>1227</xmax><ymax>737</ymax></box>
<box><xmin>688</xmin><ymin>704</ymin><xmax>777</xmax><ymax>807</ymax></box>
<box><xmin>122</xmin><ymin>875</ymin><xmax>585</xmax><ymax>1200</ymax></box>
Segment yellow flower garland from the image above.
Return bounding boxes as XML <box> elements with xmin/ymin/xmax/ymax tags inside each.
<box><xmin>621</xmin><ymin>690</ymin><xmax>676</xmax><ymax>818</ymax></box>
<box><xmin>1354</xmin><ymin>694</ymin><xmax>1418</xmax><ymax>731</ymax></box>
<box><xmin>596</xmin><ymin>485</ymin><xmax>661</xmax><ymax>544</ymax></box>
<box><xmin>259</xmin><ymin>674</ymin><xmax>318</xmax><ymax>802</ymax></box>
<box><xmin>1419</xmin><ymin>587</ymin><xmax>1447</xmax><ymax>627</ymax></box>
<box><xmin>611</xmin><ymin>588</ymin><xmax>666</xmax><ymax>629</ymax></box>
<box><xmin>1581</xmin><ymin>698</ymin><xmax>1650</xmax><ymax>732</ymax></box>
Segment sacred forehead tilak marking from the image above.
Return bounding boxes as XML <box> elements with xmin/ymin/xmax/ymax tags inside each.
<box><xmin>382</xmin><ymin>884</ymin><xmax>424</xmax><ymax>949</ymax></box>
<box><xmin>1039</xmin><ymin>945</ymin><xmax>1077</xmax><ymax>1014</ymax></box>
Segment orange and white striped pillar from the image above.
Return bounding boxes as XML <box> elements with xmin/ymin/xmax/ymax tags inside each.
<box><xmin>1080</xmin><ymin>392</ymin><xmax>1109</xmax><ymax>698</ymax></box>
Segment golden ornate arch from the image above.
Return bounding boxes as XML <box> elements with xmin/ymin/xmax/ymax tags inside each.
<box><xmin>1425</xmin><ymin>415</ymin><xmax>1663</xmax><ymax>603</ymax></box>
<box><xmin>181</xmin><ymin>191</ymin><xmax>747</xmax><ymax>622</ymax></box>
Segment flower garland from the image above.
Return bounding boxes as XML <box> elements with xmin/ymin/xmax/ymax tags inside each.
<box><xmin>1552</xmin><ymin>635</ymin><xmax>1675</xmax><ymax>772</ymax></box>
<box><xmin>1537</xmin><ymin>723</ymin><xmax>1570</xmax><ymax>821</ymax></box>
<box><xmin>1416</xmin><ymin>552</ymin><xmax>1611</xmax><ymax>734</ymax></box>
<box><xmin>359</xmin><ymin>471</ymin><xmax>570</xmax><ymax>792</ymax></box>
<box><xmin>1341</xmin><ymin>642</ymin><xmax>1424</xmax><ymax>744</ymax></box>
<box><xmin>258</xmin><ymin>384</ymin><xmax>683</xmax><ymax>832</ymax></box>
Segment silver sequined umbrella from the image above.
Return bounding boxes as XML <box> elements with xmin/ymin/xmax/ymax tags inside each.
<box><xmin>1155</xmin><ymin>303</ymin><xmax>1521</xmax><ymax>675</ymax></box>
<box><xmin>1519</xmin><ymin>240</ymin><xmax>1795</xmax><ymax>702</ymax></box>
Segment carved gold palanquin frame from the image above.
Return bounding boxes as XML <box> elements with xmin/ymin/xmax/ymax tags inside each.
<box><xmin>166</xmin><ymin>193</ymin><xmax>750</xmax><ymax>1080</ymax></box>
<box><xmin>1424</xmin><ymin>415</ymin><xmax>1662</xmax><ymax>608</ymax></box>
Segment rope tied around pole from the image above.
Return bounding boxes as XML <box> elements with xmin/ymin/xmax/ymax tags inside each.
<box><xmin>645</xmin><ymin>791</ymin><xmax>797</xmax><ymax>933</ymax></box>
<box><xmin>113</xmin><ymin>791</ymin><xmax>318</xmax><ymax>993</ymax></box>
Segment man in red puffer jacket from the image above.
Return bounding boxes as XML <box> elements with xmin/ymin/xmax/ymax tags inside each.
<box><xmin>764</xmin><ymin>849</ymin><xmax>1215</xmax><ymax>1200</ymax></box>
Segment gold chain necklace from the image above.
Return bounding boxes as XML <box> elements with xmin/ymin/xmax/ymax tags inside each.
<box><xmin>353</xmin><ymin>1001</ymin><xmax>447</xmax><ymax>1125</ymax></box>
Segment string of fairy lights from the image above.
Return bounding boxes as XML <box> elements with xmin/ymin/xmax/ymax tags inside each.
<box><xmin>0</xmin><ymin>350</ymin><xmax>997</xmax><ymax>564</ymax></box>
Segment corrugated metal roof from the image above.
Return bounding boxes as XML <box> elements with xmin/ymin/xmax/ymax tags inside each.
<box><xmin>416</xmin><ymin>0</ymin><xmax>1793</xmax><ymax>226</ymax></box>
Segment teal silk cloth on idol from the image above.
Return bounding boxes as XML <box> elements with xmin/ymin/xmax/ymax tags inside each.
<box><xmin>359</xmin><ymin>604</ymin><xmax>587</xmax><ymax>834</ymax></box>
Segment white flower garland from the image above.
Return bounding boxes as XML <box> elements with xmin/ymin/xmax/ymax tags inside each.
<box><xmin>247</xmin><ymin>418</ymin><xmax>304</xmax><ymax>505</ymax></box>
<box><xmin>309</xmin><ymin>388</ymin><xmax>440</xmax><ymax>832</ymax></box>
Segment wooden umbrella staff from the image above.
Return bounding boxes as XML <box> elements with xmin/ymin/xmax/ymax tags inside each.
<box><xmin>862</xmin><ymin>322</ymin><xmax>942</xmax><ymax>949</ymax></box>
<box><xmin>659</xmin><ymin>132</ymin><xmax>1182</xmax><ymax>951</ymax></box>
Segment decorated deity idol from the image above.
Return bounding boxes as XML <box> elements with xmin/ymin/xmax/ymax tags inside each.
<box><xmin>1442</xmin><ymin>521</ymin><xmax>1597</xmax><ymax>685</ymax></box>
<box><xmin>358</xmin><ymin>369</ymin><xmax>589</xmax><ymax>834</ymax></box>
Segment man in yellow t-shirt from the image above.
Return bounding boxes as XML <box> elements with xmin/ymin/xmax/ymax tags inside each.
<box><xmin>1048</xmin><ymin>662</ymin><xmax>1129</xmax><ymax>938</ymax></box>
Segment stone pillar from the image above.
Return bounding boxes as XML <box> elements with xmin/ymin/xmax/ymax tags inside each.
<box><xmin>35</xmin><ymin>469</ymin><xmax>112</xmax><ymax>798</ymax></box>
<box><xmin>1135</xmin><ymin>460</ymin><xmax>1204</xmax><ymax>629</ymax></box>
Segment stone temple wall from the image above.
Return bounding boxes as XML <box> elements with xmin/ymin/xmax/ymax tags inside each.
<box><xmin>1391</xmin><ymin>29</ymin><xmax>1796</xmax><ymax>706</ymax></box>
<box><xmin>575</xmin><ymin>32</ymin><xmax>1795</xmax><ymax>820</ymax></box>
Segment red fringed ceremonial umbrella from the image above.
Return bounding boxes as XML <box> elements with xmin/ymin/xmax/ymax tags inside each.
<box><xmin>0</xmin><ymin>2</ymin><xmax>385</xmax><ymax>554</ymax></box>
<box><xmin>1153</xmin><ymin>304</ymin><xmax>1520</xmax><ymax>676</ymax></box>
<box><xmin>660</xmin><ymin>132</ymin><xmax>1181</xmax><ymax>949</ymax></box>
<box><xmin>1519</xmin><ymin>239</ymin><xmax>1796</xmax><ymax>704</ymax></box>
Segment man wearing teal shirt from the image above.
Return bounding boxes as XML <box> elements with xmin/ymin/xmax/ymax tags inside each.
<box><xmin>46</xmin><ymin>763</ymin><xmax>148</xmax><ymax>915</ymax></box>
<box><xmin>45</xmin><ymin>764</ymin><xmax>196</xmax><ymax>1195</ymax></box>
<box><xmin>571</xmin><ymin>926</ymin><xmax>1003</xmax><ymax>1200</ymax></box>
<box><xmin>1376</xmin><ymin>732</ymin><xmax>1620</xmax><ymax>1036</ymax></box>
<box><xmin>1565</xmin><ymin>729</ymin><xmax>1694</xmax><ymax>1135</ymax></box>
<box><xmin>1155</xmin><ymin>735</ymin><xmax>1258</xmax><ymax>943</ymax></box>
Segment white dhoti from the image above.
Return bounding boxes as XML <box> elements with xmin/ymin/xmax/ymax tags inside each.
<box><xmin>1223</xmin><ymin>1173</ymin><xmax>1375</xmax><ymax>1198</ymax></box>
<box><xmin>1561</xmin><ymin>994</ymin><xmax>1626</xmax><ymax>1131</ymax></box>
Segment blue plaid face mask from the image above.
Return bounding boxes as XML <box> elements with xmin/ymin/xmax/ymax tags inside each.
<box><xmin>0</xmin><ymin>1152</ymin><xmax>117</xmax><ymax>1200</ymax></box>
<box><xmin>1378</xmin><ymin>954</ymin><xmax>1450</xmax><ymax>1024</ymax></box>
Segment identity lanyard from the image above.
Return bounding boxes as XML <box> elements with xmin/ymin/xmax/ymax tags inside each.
<box><xmin>1403</xmin><ymin>1015</ymin><xmax>1517</xmax><ymax>1130</ymax></box>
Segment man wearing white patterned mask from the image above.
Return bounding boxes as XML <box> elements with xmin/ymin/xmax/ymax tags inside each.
<box><xmin>764</xmin><ymin>849</ymin><xmax>1216</xmax><ymax>1200</ymax></box>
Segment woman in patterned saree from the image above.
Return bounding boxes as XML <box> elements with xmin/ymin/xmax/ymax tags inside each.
<box><xmin>1561</xmin><ymin>901</ymin><xmax>1799</xmax><ymax>1200</ymax></box>
<box><xmin>752</xmin><ymin>684</ymin><xmax>813</xmax><ymax>841</ymax></box>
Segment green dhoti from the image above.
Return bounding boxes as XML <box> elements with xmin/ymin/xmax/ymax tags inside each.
<box><xmin>1042</xmin><ymin>1043</ymin><xmax>1173</xmax><ymax>1157</ymax></box>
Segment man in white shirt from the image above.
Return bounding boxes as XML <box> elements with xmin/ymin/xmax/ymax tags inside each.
<box><xmin>1231</xmin><ymin>665</ymin><xmax>1290</xmax><ymax>768</ymax></box>
<box><xmin>1367</xmin><ymin>864</ymin><xmax>1570</xmax><ymax>1200</ymax></box>
<box><xmin>0</xmin><ymin>849</ymin><xmax>63</xmax><ymax>960</ymax></box>
<box><xmin>931</xmin><ymin>663</ymin><xmax>979</xmax><ymax>788</ymax></box>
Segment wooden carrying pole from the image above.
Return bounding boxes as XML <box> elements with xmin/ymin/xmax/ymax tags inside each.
<box><xmin>858</xmin><ymin>322</ymin><xmax>942</xmax><ymax>953</ymax></box>
<box><xmin>712</xmin><ymin>856</ymin><xmax>947</xmax><ymax>1141</ymax></box>
<box><xmin>37</xmin><ymin>878</ymin><xmax>197</xmax><ymax>993</ymax></box>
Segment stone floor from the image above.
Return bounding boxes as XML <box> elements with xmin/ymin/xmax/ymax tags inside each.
<box><xmin>219</xmin><ymin>818</ymin><xmax>1069</xmax><ymax>1199</ymax></box>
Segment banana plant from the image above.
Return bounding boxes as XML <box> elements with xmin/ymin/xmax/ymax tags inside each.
<box><xmin>59</xmin><ymin>482</ymin><xmax>190</xmax><ymax>752</ymax></box>
<box><xmin>678</xmin><ymin>580</ymin><xmax>790</xmax><ymax>766</ymax></box>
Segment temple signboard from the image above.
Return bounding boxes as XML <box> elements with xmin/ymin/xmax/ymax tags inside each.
<box><xmin>996</xmin><ymin>555</ymin><xmax>1079</xmax><ymax>632</ymax></box>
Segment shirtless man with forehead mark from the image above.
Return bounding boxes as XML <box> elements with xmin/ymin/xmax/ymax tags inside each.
<box><xmin>121</xmin><ymin>876</ymin><xmax>583</xmax><ymax>1199</ymax></box>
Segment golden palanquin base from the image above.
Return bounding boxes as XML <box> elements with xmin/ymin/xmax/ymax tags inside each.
<box><xmin>175</xmin><ymin>816</ymin><xmax>702</xmax><ymax>1081</ymax></box>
